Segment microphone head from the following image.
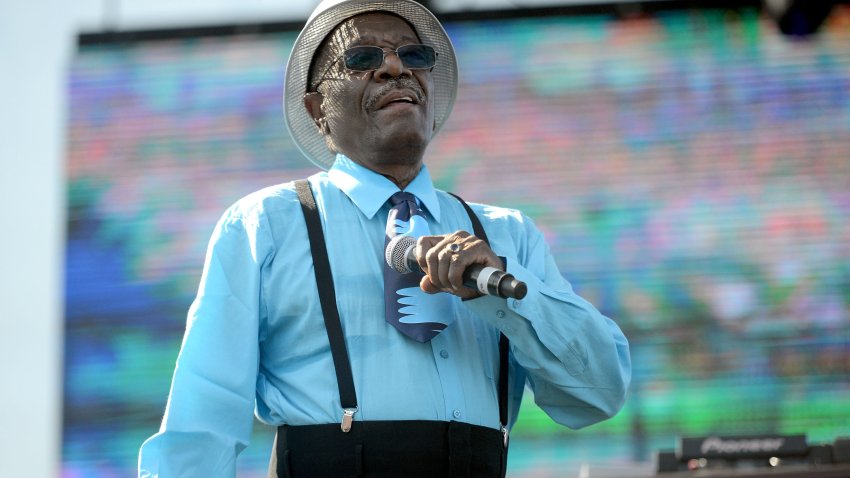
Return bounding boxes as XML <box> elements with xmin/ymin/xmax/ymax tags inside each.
<box><xmin>385</xmin><ymin>235</ymin><xmax>417</xmax><ymax>274</ymax></box>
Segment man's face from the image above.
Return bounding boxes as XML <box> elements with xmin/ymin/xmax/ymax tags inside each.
<box><xmin>307</xmin><ymin>13</ymin><xmax>436</xmax><ymax>170</ymax></box>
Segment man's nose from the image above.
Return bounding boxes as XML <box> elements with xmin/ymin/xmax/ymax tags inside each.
<box><xmin>374</xmin><ymin>50</ymin><xmax>409</xmax><ymax>80</ymax></box>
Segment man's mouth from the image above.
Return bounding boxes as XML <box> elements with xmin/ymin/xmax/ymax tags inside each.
<box><xmin>366</xmin><ymin>78</ymin><xmax>425</xmax><ymax>112</ymax></box>
<box><xmin>375</xmin><ymin>90</ymin><xmax>420</xmax><ymax>110</ymax></box>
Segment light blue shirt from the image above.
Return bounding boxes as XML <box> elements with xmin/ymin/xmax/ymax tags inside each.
<box><xmin>139</xmin><ymin>154</ymin><xmax>631</xmax><ymax>477</ymax></box>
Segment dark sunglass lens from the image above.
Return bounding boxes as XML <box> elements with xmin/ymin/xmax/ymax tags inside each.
<box><xmin>398</xmin><ymin>45</ymin><xmax>436</xmax><ymax>69</ymax></box>
<box><xmin>343</xmin><ymin>46</ymin><xmax>384</xmax><ymax>71</ymax></box>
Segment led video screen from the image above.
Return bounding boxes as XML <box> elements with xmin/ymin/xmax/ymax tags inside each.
<box><xmin>65</xmin><ymin>7</ymin><xmax>850</xmax><ymax>476</ymax></box>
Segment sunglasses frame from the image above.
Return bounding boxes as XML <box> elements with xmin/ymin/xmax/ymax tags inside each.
<box><xmin>311</xmin><ymin>44</ymin><xmax>437</xmax><ymax>90</ymax></box>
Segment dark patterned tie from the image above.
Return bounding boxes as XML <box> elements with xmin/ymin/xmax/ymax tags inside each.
<box><xmin>383</xmin><ymin>192</ymin><xmax>452</xmax><ymax>342</ymax></box>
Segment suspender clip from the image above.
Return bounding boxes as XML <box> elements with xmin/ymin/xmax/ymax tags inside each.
<box><xmin>341</xmin><ymin>407</ymin><xmax>358</xmax><ymax>433</ymax></box>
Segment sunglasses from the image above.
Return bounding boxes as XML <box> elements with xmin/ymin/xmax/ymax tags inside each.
<box><xmin>342</xmin><ymin>44</ymin><xmax>437</xmax><ymax>71</ymax></box>
<box><xmin>313</xmin><ymin>44</ymin><xmax>437</xmax><ymax>89</ymax></box>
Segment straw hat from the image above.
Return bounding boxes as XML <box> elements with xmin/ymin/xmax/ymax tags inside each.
<box><xmin>283</xmin><ymin>0</ymin><xmax>458</xmax><ymax>169</ymax></box>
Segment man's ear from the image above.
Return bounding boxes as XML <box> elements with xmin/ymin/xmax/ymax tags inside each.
<box><xmin>304</xmin><ymin>92</ymin><xmax>328</xmax><ymax>134</ymax></box>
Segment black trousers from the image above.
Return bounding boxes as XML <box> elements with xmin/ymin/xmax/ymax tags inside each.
<box><xmin>268</xmin><ymin>420</ymin><xmax>507</xmax><ymax>478</ymax></box>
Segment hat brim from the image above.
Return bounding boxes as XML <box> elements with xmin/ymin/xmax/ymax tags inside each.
<box><xmin>283</xmin><ymin>0</ymin><xmax>458</xmax><ymax>169</ymax></box>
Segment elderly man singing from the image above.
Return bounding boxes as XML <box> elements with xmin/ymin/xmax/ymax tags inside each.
<box><xmin>139</xmin><ymin>1</ymin><xmax>631</xmax><ymax>477</ymax></box>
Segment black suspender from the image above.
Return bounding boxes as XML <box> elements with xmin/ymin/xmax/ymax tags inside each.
<box><xmin>294</xmin><ymin>179</ymin><xmax>510</xmax><ymax>438</ymax></box>
<box><xmin>448</xmin><ymin>192</ymin><xmax>511</xmax><ymax>444</ymax></box>
<box><xmin>295</xmin><ymin>180</ymin><xmax>358</xmax><ymax>431</ymax></box>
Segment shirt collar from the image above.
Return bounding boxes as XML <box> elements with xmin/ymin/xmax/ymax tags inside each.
<box><xmin>327</xmin><ymin>154</ymin><xmax>441</xmax><ymax>222</ymax></box>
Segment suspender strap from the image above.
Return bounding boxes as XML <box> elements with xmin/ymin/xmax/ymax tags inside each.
<box><xmin>295</xmin><ymin>179</ymin><xmax>358</xmax><ymax>423</ymax></box>
<box><xmin>447</xmin><ymin>193</ymin><xmax>487</xmax><ymax>242</ymax></box>
<box><xmin>447</xmin><ymin>192</ymin><xmax>511</xmax><ymax>437</ymax></box>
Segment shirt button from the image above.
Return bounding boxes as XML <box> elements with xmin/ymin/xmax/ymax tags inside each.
<box><xmin>440</xmin><ymin>349</ymin><xmax>449</xmax><ymax>359</ymax></box>
<box><xmin>496</xmin><ymin>310</ymin><xmax>505</xmax><ymax>318</ymax></box>
<box><xmin>453</xmin><ymin>409</ymin><xmax>461</xmax><ymax>419</ymax></box>
<box><xmin>513</xmin><ymin>299</ymin><xmax>522</xmax><ymax>308</ymax></box>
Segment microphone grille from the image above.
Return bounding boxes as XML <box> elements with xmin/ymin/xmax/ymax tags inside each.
<box><xmin>385</xmin><ymin>235</ymin><xmax>417</xmax><ymax>273</ymax></box>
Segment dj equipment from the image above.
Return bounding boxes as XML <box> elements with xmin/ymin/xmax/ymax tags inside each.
<box><xmin>656</xmin><ymin>435</ymin><xmax>850</xmax><ymax>476</ymax></box>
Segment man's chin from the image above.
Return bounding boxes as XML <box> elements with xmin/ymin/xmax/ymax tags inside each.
<box><xmin>369</xmin><ymin>120</ymin><xmax>430</xmax><ymax>148</ymax></box>
<box><xmin>378</xmin><ymin>132</ymin><xmax>430</xmax><ymax>155</ymax></box>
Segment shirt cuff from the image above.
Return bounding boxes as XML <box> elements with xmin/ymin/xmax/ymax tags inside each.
<box><xmin>461</xmin><ymin>257</ymin><xmax>536</xmax><ymax>335</ymax></box>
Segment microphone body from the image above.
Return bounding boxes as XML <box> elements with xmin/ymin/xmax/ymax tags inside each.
<box><xmin>386</xmin><ymin>235</ymin><xmax>528</xmax><ymax>300</ymax></box>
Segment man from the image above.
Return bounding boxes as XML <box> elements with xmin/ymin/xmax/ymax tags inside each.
<box><xmin>139</xmin><ymin>0</ymin><xmax>631</xmax><ymax>477</ymax></box>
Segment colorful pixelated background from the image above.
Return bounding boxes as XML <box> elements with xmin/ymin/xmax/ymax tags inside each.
<box><xmin>64</xmin><ymin>6</ymin><xmax>850</xmax><ymax>477</ymax></box>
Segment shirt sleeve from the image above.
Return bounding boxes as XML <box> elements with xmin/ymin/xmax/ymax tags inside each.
<box><xmin>139</xmin><ymin>204</ymin><xmax>273</xmax><ymax>478</ymax></box>
<box><xmin>463</xmin><ymin>211</ymin><xmax>631</xmax><ymax>430</ymax></box>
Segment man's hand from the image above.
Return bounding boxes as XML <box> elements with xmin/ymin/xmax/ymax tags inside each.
<box><xmin>414</xmin><ymin>231</ymin><xmax>502</xmax><ymax>299</ymax></box>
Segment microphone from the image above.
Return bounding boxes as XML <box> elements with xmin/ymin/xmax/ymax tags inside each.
<box><xmin>385</xmin><ymin>235</ymin><xmax>528</xmax><ymax>300</ymax></box>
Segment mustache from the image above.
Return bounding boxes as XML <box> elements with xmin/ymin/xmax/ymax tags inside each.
<box><xmin>365</xmin><ymin>78</ymin><xmax>425</xmax><ymax>111</ymax></box>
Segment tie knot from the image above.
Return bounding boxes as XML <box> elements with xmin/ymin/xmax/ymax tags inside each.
<box><xmin>389</xmin><ymin>191</ymin><xmax>417</xmax><ymax>207</ymax></box>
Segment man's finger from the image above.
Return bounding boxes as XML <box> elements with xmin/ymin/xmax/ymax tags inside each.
<box><xmin>415</xmin><ymin>236</ymin><xmax>441</xmax><ymax>273</ymax></box>
<box><xmin>419</xmin><ymin>275</ymin><xmax>441</xmax><ymax>294</ymax></box>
